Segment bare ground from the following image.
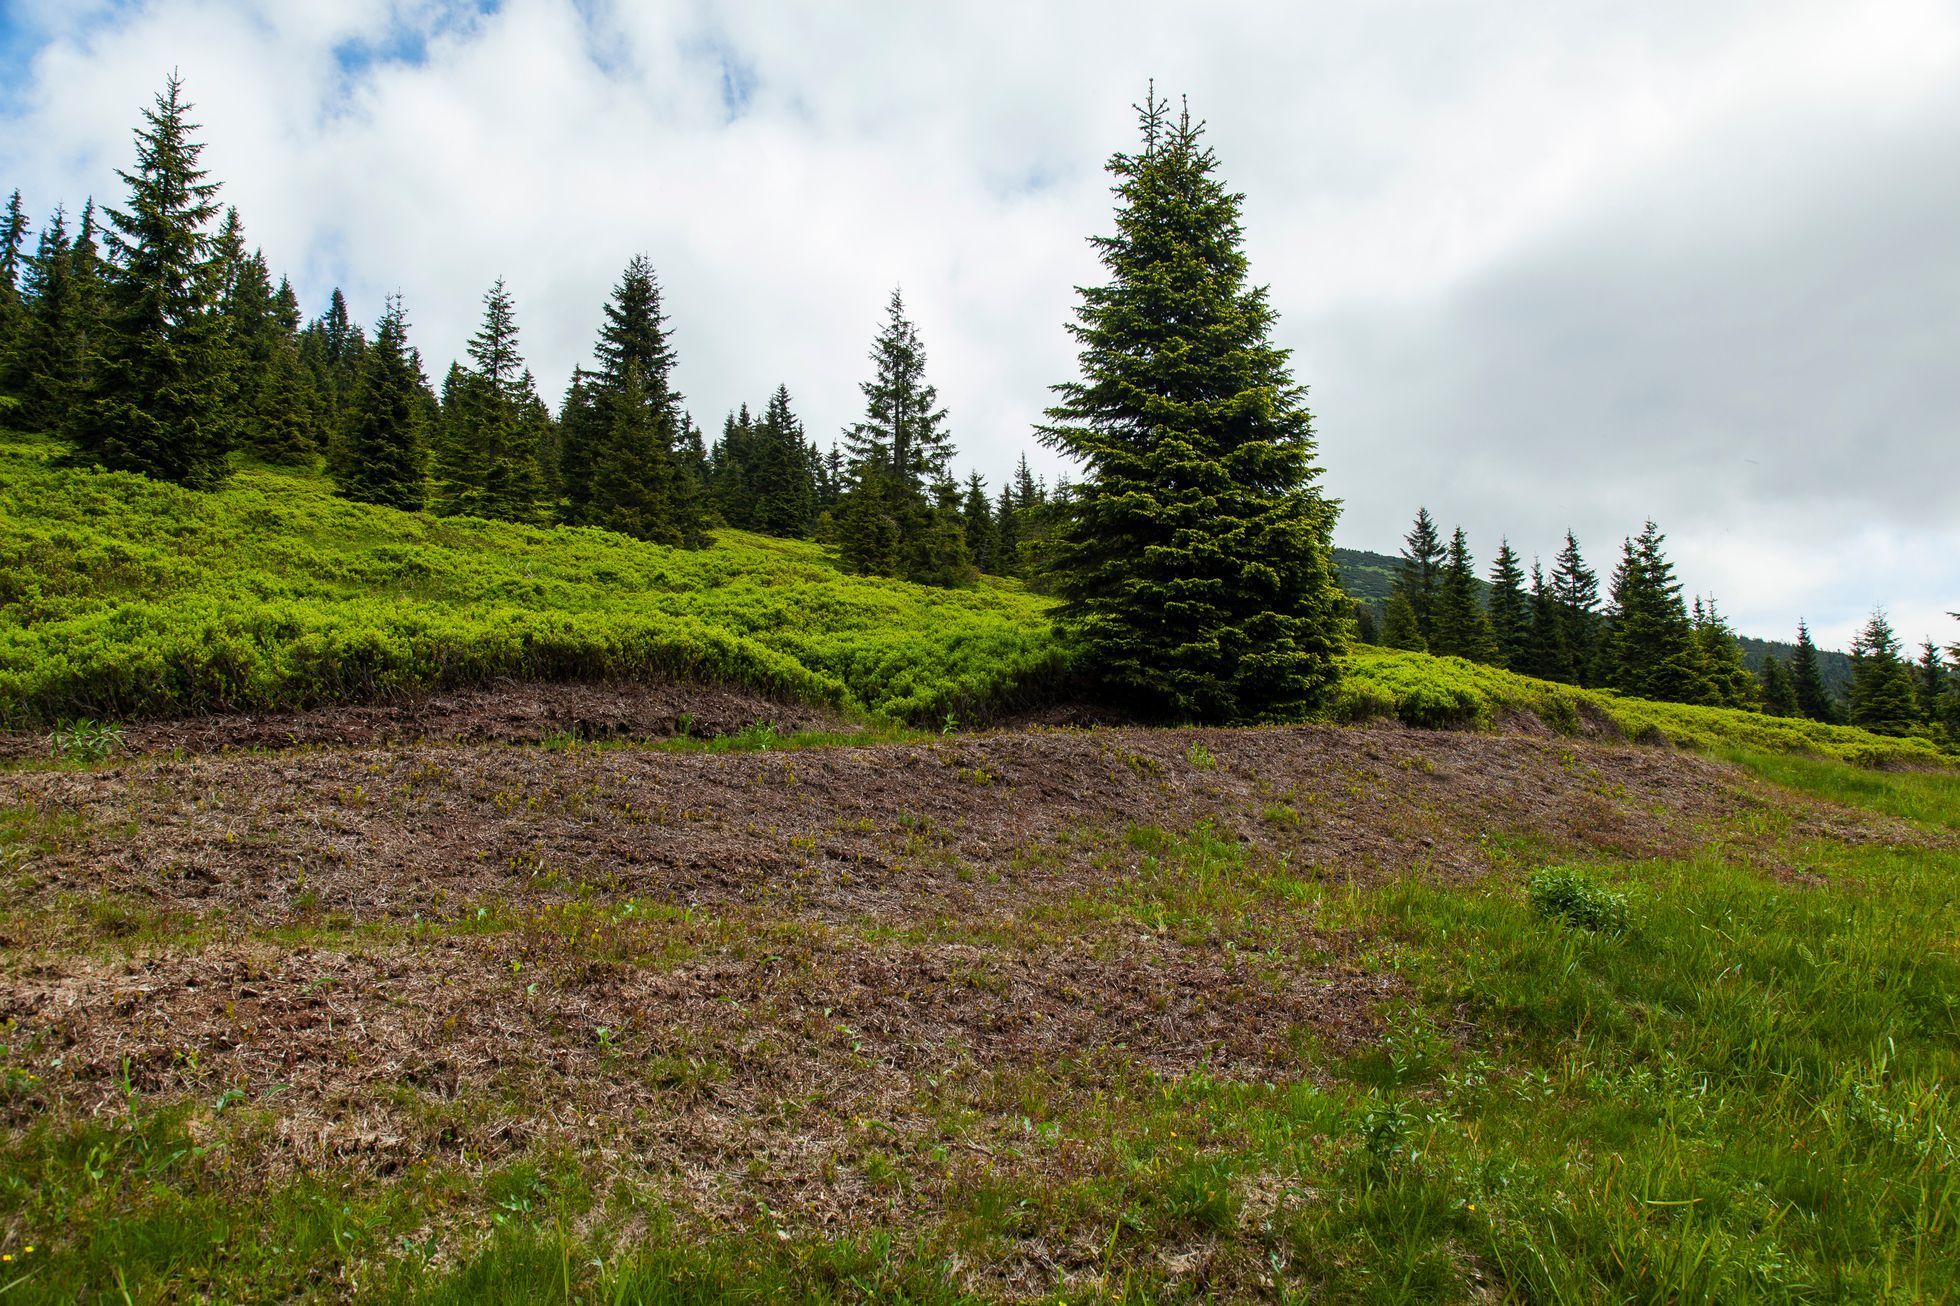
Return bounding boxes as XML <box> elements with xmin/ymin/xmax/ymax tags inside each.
<box><xmin>0</xmin><ymin>688</ymin><xmax>1924</xmax><ymax>1290</ymax></box>
<box><xmin>0</xmin><ymin>678</ymin><xmax>849</xmax><ymax>762</ymax></box>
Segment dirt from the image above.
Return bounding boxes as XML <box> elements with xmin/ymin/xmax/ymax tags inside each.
<box><xmin>0</xmin><ymin>678</ymin><xmax>848</xmax><ymax>762</ymax></box>
<box><xmin>0</xmin><ymin>684</ymin><xmax>1922</xmax><ymax>1273</ymax></box>
<box><xmin>0</xmin><ymin>719</ymin><xmax>1759</xmax><ymax>930</ymax></box>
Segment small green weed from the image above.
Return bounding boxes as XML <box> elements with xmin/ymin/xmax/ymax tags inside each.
<box><xmin>1526</xmin><ymin>866</ymin><xmax>1630</xmax><ymax>933</ymax></box>
<box><xmin>47</xmin><ymin>718</ymin><xmax>124</xmax><ymax>764</ymax></box>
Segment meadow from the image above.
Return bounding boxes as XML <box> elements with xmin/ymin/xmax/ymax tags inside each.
<box><xmin>0</xmin><ymin>431</ymin><xmax>1064</xmax><ymax>730</ymax></box>
<box><xmin>0</xmin><ymin>428</ymin><xmax>1944</xmax><ymax>771</ymax></box>
<box><xmin>2</xmin><ymin>428</ymin><xmax>1958</xmax><ymax>1300</ymax></box>
<box><xmin>1</xmin><ymin>719</ymin><xmax>1954</xmax><ymax>1300</ymax></box>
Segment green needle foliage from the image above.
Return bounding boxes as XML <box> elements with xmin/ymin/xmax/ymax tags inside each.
<box><xmin>1486</xmin><ymin>538</ymin><xmax>1529</xmax><ymax>669</ymax></box>
<box><xmin>338</xmin><ymin>295</ymin><xmax>428</xmax><ymax>511</ymax></box>
<box><xmin>70</xmin><ymin>74</ymin><xmax>232</xmax><ymax>489</ymax></box>
<box><xmin>1430</xmin><ymin>526</ymin><xmax>1498</xmax><ymax>663</ymax></box>
<box><xmin>433</xmin><ymin>278</ymin><xmax>548</xmax><ymax>524</ymax></box>
<box><xmin>1039</xmin><ymin>89</ymin><xmax>1347</xmax><ymax>723</ymax></box>
<box><xmin>1394</xmin><ymin>507</ymin><xmax>1445</xmax><ymax>646</ymax></box>
<box><xmin>1848</xmin><ymin>609</ymin><xmax>1920</xmax><ymax>736</ymax></box>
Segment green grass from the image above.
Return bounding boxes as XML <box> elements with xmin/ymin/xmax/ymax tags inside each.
<box><xmin>1</xmin><ymin>429</ymin><xmax>1943</xmax><ymax>773</ymax></box>
<box><xmin>0</xmin><ymin>431</ymin><xmax>1065</xmax><ymax>728</ymax></box>
<box><xmin>1339</xmin><ymin>647</ymin><xmax>1948</xmax><ymax>767</ymax></box>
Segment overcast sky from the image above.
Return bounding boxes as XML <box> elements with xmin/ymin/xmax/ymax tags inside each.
<box><xmin>2</xmin><ymin>0</ymin><xmax>1955</xmax><ymax>650</ymax></box>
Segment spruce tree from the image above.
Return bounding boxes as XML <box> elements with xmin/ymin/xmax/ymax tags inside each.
<box><xmin>844</xmin><ymin>287</ymin><xmax>952</xmax><ymax>498</ymax></box>
<box><xmin>585</xmin><ymin>359</ymin><xmax>696</xmax><ymax>545</ymax></box>
<box><xmin>903</xmin><ymin>502</ymin><xmax>976</xmax><ymax>588</ymax></box>
<box><xmin>565</xmin><ymin>255</ymin><xmax>685</xmax><ymax>527</ymax></box>
<box><xmin>750</xmin><ymin>385</ymin><xmax>816</xmax><ymax>538</ymax></box>
<box><xmin>1601</xmin><ymin>523</ymin><xmax>1704</xmax><ymax>704</ymax></box>
<box><xmin>1759</xmin><ymin>655</ymin><xmax>1798</xmax><ymax>717</ymax></box>
<box><xmin>1847</xmin><ymin>610</ymin><xmax>1919</xmax><ymax>735</ymax></box>
<box><xmin>1351</xmin><ymin>600</ymin><xmax>1379</xmax><ymax>645</ymax></box>
<box><xmin>1393</xmin><ymin>508</ymin><xmax>1445</xmax><ymax>645</ymax></box>
<box><xmin>1914</xmin><ymin>640</ymin><xmax>1948</xmax><ymax>726</ymax></box>
<box><xmin>1431</xmin><ymin>527</ymin><xmax>1498</xmax><ymax>662</ymax></box>
<box><xmin>993</xmin><ymin>481</ymin><xmax>1021</xmax><ymax>575</ymax></box>
<box><xmin>214</xmin><ymin>215</ymin><xmax>315</xmax><ymax>464</ymax></box>
<box><xmin>1380</xmin><ymin>591</ymin><xmax>1426</xmax><ymax>651</ymax></box>
<box><xmin>339</xmin><ymin>295</ymin><xmax>427</xmax><ymax>510</ymax></box>
<box><xmin>9</xmin><ymin>206</ymin><xmax>81</xmax><ymax>430</ymax></box>
<box><xmin>1691</xmin><ymin>597</ymin><xmax>1759</xmax><ymax>709</ymax></box>
<box><xmin>432</xmin><ymin>279</ymin><xmax>546</xmax><ymax>522</ymax></box>
<box><xmin>1549</xmin><ymin>530</ymin><xmax>1599</xmax><ymax>684</ymax></box>
<box><xmin>960</xmin><ymin>473</ymin><xmax>996</xmax><ymax>573</ymax></box>
<box><xmin>1038</xmin><ymin>91</ymin><xmax>1348</xmax><ymax>721</ymax></box>
<box><xmin>1486</xmin><ymin>539</ymin><xmax>1529</xmax><ymax>669</ymax></box>
<box><xmin>709</xmin><ymin>405</ymin><xmax>759</xmax><ymax>529</ymax></box>
<box><xmin>0</xmin><ymin>189</ymin><xmax>26</xmax><ymax>364</ymax></box>
<box><xmin>1789</xmin><ymin>621</ymin><xmax>1838</xmax><ymax>723</ymax></box>
<box><xmin>836</xmin><ymin>451</ymin><xmax>903</xmax><ymax>576</ymax></box>
<box><xmin>72</xmin><ymin>75</ymin><xmax>232</xmax><ymax>487</ymax></box>
<box><xmin>1520</xmin><ymin>561</ymin><xmax>1569</xmax><ymax>681</ymax></box>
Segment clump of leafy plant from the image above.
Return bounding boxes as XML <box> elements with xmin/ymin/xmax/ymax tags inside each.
<box><xmin>48</xmin><ymin>717</ymin><xmax>124</xmax><ymax>763</ymax></box>
<box><xmin>1527</xmin><ymin>865</ymin><xmax>1630</xmax><ymax>933</ymax></box>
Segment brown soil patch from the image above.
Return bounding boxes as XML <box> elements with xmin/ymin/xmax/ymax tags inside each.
<box><xmin>2</xmin><ymin>924</ymin><xmax>1387</xmax><ymax>1225</ymax></box>
<box><xmin>0</xmin><ymin>678</ymin><xmax>845</xmax><ymax>762</ymax></box>
<box><xmin>2</xmin><ymin>721</ymin><xmax>1750</xmax><ymax>927</ymax></box>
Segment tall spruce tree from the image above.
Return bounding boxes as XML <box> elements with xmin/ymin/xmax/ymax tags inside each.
<box><xmin>1601</xmin><ymin>522</ymin><xmax>1704</xmax><ymax>704</ymax></box>
<box><xmin>1847</xmin><ymin>610</ymin><xmax>1918</xmax><ymax>736</ymax></box>
<box><xmin>1789</xmin><ymin>621</ymin><xmax>1838</xmax><ymax>723</ymax></box>
<box><xmin>1486</xmin><ymin>539</ymin><xmax>1529</xmax><ymax>669</ymax></box>
<box><xmin>0</xmin><ymin>189</ymin><xmax>26</xmax><ymax>364</ymax></box>
<box><xmin>1393</xmin><ymin>508</ymin><xmax>1445</xmax><ymax>645</ymax></box>
<box><xmin>432</xmin><ymin>278</ymin><xmax>546</xmax><ymax>522</ymax></box>
<box><xmin>565</xmin><ymin>256</ymin><xmax>685</xmax><ymax>528</ymax></box>
<box><xmin>843</xmin><ymin>288</ymin><xmax>952</xmax><ymax>498</ymax></box>
<box><xmin>584</xmin><ymin>359</ymin><xmax>698</xmax><ymax>546</ymax></box>
<box><xmin>1549</xmin><ymin>530</ymin><xmax>1599</xmax><ymax>685</ymax></box>
<box><xmin>339</xmin><ymin>295</ymin><xmax>427</xmax><ymax>510</ymax></box>
<box><xmin>72</xmin><ymin>75</ymin><xmax>232</xmax><ymax>487</ymax></box>
<box><xmin>1036</xmin><ymin>91</ymin><xmax>1347</xmax><ymax>721</ymax></box>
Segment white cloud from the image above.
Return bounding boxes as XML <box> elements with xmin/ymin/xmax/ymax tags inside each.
<box><xmin>1</xmin><ymin>0</ymin><xmax>1955</xmax><ymax>646</ymax></box>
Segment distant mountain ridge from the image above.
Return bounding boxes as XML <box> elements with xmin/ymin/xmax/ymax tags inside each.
<box><xmin>1334</xmin><ymin>544</ymin><xmax>1855</xmax><ymax>697</ymax></box>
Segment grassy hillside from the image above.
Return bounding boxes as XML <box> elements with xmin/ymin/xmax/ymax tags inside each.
<box><xmin>1</xmin><ymin>430</ymin><xmax>1941</xmax><ymax>769</ymax></box>
<box><xmin>1336</xmin><ymin>647</ymin><xmax>1947</xmax><ymax>767</ymax></box>
<box><xmin>0</xmin><ymin>431</ymin><xmax>1065</xmax><ymax>728</ymax></box>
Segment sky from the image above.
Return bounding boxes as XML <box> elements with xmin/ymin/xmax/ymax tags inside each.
<box><xmin>1</xmin><ymin>0</ymin><xmax>1955</xmax><ymax>652</ymax></box>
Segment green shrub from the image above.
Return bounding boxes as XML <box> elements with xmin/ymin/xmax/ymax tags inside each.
<box><xmin>1527</xmin><ymin>866</ymin><xmax>1631</xmax><ymax>934</ymax></box>
<box><xmin>0</xmin><ymin>432</ymin><xmax>1068</xmax><ymax>728</ymax></box>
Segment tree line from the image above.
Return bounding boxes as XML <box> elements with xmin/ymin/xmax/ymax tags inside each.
<box><xmin>0</xmin><ymin>76</ymin><xmax>1069</xmax><ymax>590</ymax></box>
<box><xmin>1372</xmin><ymin>508</ymin><xmax>1958</xmax><ymax>738</ymax></box>
<box><xmin>1</xmin><ymin>74</ymin><xmax>1952</xmax><ymax>727</ymax></box>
